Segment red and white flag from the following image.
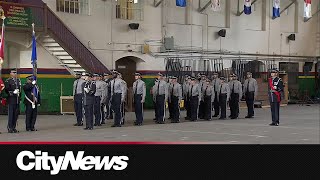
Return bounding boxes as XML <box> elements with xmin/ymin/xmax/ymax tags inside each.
<box><xmin>211</xmin><ymin>0</ymin><xmax>221</xmax><ymax>11</ymax></box>
<box><xmin>304</xmin><ymin>0</ymin><xmax>312</xmax><ymax>18</ymax></box>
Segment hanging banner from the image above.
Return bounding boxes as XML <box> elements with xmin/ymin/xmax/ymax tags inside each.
<box><xmin>211</xmin><ymin>0</ymin><xmax>221</xmax><ymax>12</ymax></box>
<box><xmin>0</xmin><ymin>4</ymin><xmax>32</xmax><ymax>28</ymax></box>
<box><xmin>273</xmin><ymin>0</ymin><xmax>280</xmax><ymax>18</ymax></box>
<box><xmin>304</xmin><ymin>0</ymin><xmax>312</xmax><ymax>19</ymax></box>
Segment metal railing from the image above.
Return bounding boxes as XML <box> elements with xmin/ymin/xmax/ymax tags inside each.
<box><xmin>0</xmin><ymin>0</ymin><xmax>109</xmax><ymax>74</ymax></box>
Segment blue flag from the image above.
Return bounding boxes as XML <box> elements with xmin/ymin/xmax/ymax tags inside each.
<box><xmin>273</xmin><ymin>0</ymin><xmax>280</xmax><ymax>18</ymax></box>
<box><xmin>176</xmin><ymin>0</ymin><xmax>186</xmax><ymax>7</ymax></box>
<box><xmin>31</xmin><ymin>30</ymin><xmax>38</xmax><ymax>100</ymax></box>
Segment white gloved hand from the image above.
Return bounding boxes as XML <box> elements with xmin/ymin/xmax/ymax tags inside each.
<box><xmin>38</xmin><ymin>104</ymin><xmax>41</xmax><ymax>107</ymax></box>
<box><xmin>13</xmin><ymin>89</ymin><xmax>19</xmax><ymax>94</ymax></box>
<box><xmin>84</xmin><ymin>88</ymin><xmax>89</xmax><ymax>93</ymax></box>
<box><xmin>273</xmin><ymin>86</ymin><xmax>277</xmax><ymax>89</ymax></box>
<box><xmin>32</xmin><ymin>80</ymin><xmax>36</xmax><ymax>85</ymax></box>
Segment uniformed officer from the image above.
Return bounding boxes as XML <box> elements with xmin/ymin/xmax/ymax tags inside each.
<box><xmin>82</xmin><ymin>73</ymin><xmax>96</xmax><ymax>130</ymax></box>
<box><xmin>133</xmin><ymin>72</ymin><xmax>146</xmax><ymax>126</ymax></box>
<box><xmin>151</xmin><ymin>78</ymin><xmax>159</xmax><ymax>121</ymax></box>
<box><xmin>118</xmin><ymin>72</ymin><xmax>127</xmax><ymax>125</ymax></box>
<box><xmin>268</xmin><ymin>68</ymin><xmax>284</xmax><ymax>126</ymax></box>
<box><xmin>183</xmin><ymin>75</ymin><xmax>191</xmax><ymax>120</ymax></box>
<box><xmin>211</xmin><ymin>72</ymin><xmax>221</xmax><ymax>117</ymax></box>
<box><xmin>73</xmin><ymin>72</ymin><xmax>85</xmax><ymax>126</ymax></box>
<box><xmin>170</xmin><ymin>76</ymin><xmax>183</xmax><ymax>123</ymax></box>
<box><xmin>189</xmin><ymin>77</ymin><xmax>201</xmax><ymax>121</ymax></box>
<box><xmin>93</xmin><ymin>73</ymin><xmax>105</xmax><ymax>126</ymax></box>
<box><xmin>23</xmin><ymin>75</ymin><xmax>40</xmax><ymax>132</ymax></box>
<box><xmin>243</xmin><ymin>72</ymin><xmax>258</xmax><ymax>118</ymax></box>
<box><xmin>103</xmin><ymin>72</ymin><xmax>114</xmax><ymax>121</ymax></box>
<box><xmin>100</xmin><ymin>73</ymin><xmax>109</xmax><ymax>124</ymax></box>
<box><xmin>110</xmin><ymin>71</ymin><xmax>126</xmax><ymax>127</ymax></box>
<box><xmin>217</xmin><ymin>77</ymin><xmax>230</xmax><ymax>120</ymax></box>
<box><xmin>5</xmin><ymin>69</ymin><xmax>21</xmax><ymax>133</ymax></box>
<box><xmin>154</xmin><ymin>72</ymin><xmax>168</xmax><ymax>124</ymax></box>
<box><xmin>228</xmin><ymin>74</ymin><xmax>243</xmax><ymax>119</ymax></box>
<box><xmin>203</xmin><ymin>78</ymin><xmax>214</xmax><ymax>121</ymax></box>
<box><xmin>198</xmin><ymin>74</ymin><xmax>207</xmax><ymax>119</ymax></box>
<box><xmin>0</xmin><ymin>77</ymin><xmax>4</xmax><ymax>134</ymax></box>
<box><xmin>168</xmin><ymin>76</ymin><xmax>173</xmax><ymax>120</ymax></box>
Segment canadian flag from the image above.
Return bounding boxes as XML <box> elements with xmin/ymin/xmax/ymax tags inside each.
<box><xmin>304</xmin><ymin>0</ymin><xmax>312</xmax><ymax>19</ymax></box>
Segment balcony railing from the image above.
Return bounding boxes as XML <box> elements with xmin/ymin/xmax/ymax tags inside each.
<box><xmin>0</xmin><ymin>0</ymin><xmax>110</xmax><ymax>74</ymax></box>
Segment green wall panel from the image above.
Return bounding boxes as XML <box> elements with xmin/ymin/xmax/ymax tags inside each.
<box><xmin>298</xmin><ymin>78</ymin><xmax>316</xmax><ymax>98</ymax></box>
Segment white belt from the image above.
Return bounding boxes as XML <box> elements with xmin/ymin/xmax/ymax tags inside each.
<box><xmin>25</xmin><ymin>95</ymin><xmax>36</xmax><ymax>109</ymax></box>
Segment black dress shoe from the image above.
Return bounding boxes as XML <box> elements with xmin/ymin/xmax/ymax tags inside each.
<box><xmin>219</xmin><ymin>117</ymin><xmax>225</xmax><ymax>120</ymax></box>
<box><xmin>13</xmin><ymin>129</ymin><xmax>19</xmax><ymax>133</ymax></box>
<box><xmin>26</xmin><ymin>129</ymin><xmax>31</xmax><ymax>132</ymax></box>
<box><xmin>101</xmin><ymin>122</ymin><xmax>106</xmax><ymax>124</ymax></box>
<box><xmin>74</xmin><ymin>123</ymin><xmax>83</xmax><ymax>126</ymax></box>
<box><xmin>111</xmin><ymin>124</ymin><xmax>121</xmax><ymax>127</ymax></box>
<box><xmin>231</xmin><ymin>117</ymin><xmax>237</xmax><ymax>119</ymax></box>
<box><xmin>213</xmin><ymin>115</ymin><xmax>218</xmax><ymax>117</ymax></box>
<box><xmin>269</xmin><ymin>123</ymin><xmax>276</xmax><ymax>126</ymax></box>
<box><xmin>153</xmin><ymin>118</ymin><xmax>157</xmax><ymax>121</ymax></box>
<box><xmin>8</xmin><ymin>129</ymin><xmax>14</xmax><ymax>133</ymax></box>
<box><xmin>158</xmin><ymin>121</ymin><xmax>165</xmax><ymax>124</ymax></box>
<box><xmin>31</xmin><ymin>129</ymin><xmax>37</xmax><ymax>131</ymax></box>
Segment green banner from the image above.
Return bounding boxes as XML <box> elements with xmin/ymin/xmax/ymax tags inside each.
<box><xmin>1</xmin><ymin>4</ymin><xmax>32</xmax><ymax>28</ymax></box>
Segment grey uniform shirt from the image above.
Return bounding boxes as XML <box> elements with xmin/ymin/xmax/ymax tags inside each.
<box><xmin>188</xmin><ymin>83</ymin><xmax>202</xmax><ymax>102</ymax></box>
<box><xmin>211</xmin><ymin>78</ymin><xmax>221</xmax><ymax>93</ymax></box>
<box><xmin>217</xmin><ymin>83</ymin><xmax>230</xmax><ymax>101</ymax></box>
<box><xmin>202</xmin><ymin>85</ymin><xmax>215</xmax><ymax>102</ymax></box>
<box><xmin>182</xmin><ymin>81</ymin><xmax>189</xmax><ymax>97</ymax></box>
<box><xmin>94</xmin><ymin>80</ymin><xmax>105</xmax><ymax>97</ymax></box>
<box><xmin>133</xmin><ymin>79</ymin><xmax>146</xmax><ymax>102</ymax></box>
<box><xmin>110</xmin><ymin>78</ymin><xmax>126</xmax><ymax>102</ymax></box>
<box><xmin>154</xmin><ymin>80</ymin><xmax>169</xmax><ymax>101</ymax></box>
<box><xmin>170</xmin><ymin>82</ymin><xmax>183</xmax><ymax>103</ymax></box>
<box><xmin>243</xmin><ymin>78</ymin><xmax>258</xmax><ymax>97</ymax></box>
<box><xmin>73</xmin><ymin>78</ymin><xmax>85</xmax><ymax>95</ymax></box>
<box><xmin>228</xmin><ymin>80</ymin><xmax>243</xmax><ymax>101</ymax></box>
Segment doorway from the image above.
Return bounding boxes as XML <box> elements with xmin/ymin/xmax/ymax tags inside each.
<box><xmin>115</xmin><ymin>56</ymin><xmax>137</xmax><ymax>87</ymax></box>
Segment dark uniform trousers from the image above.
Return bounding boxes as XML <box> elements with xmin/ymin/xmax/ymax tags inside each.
<box><xmin>105</xmin><ymin>96</ymin><xmax>113</xmax><ymax>119</ymax></box>
<box><xmin>213</xmin><ymin>92</ymin><xmax>220</xmax><ymax>116</ymax></box>
<box><xmin>156</xmin><ymin>95</ymin><xmax>165</xmax><ymax>122</ymax></box>
<box><xmin>94</xmin><ymin>96</ymin><xmax>102</xmax><ymax>125</ymax></box>
<box><xmin>190</xmin><ymin>96</ymin><xmax>199</xmax><ymax>121</ymax></box>
<box><xmin>204</xmin><ymin>95</ymin><xmax>212</xmax><ymax>120</ymax></box>
<box><xmin>121</xmin><ymin>101</ymin><xmax>125</xmax><ymax>125</ymax></box>
<box><xmin>185</xmin><ymin>96</ymin><xmax>191</xmax><ymax>118</ymax></box>
<box><xmin>153</xmin><ymin>100</ymin><xmax>157</xmax><ymax>120</ymax></box>
<box><xmin>198</xmin><ymin>99</ymin><xmax>205</xmax><ymax>119</ymax></box>
<box><xmin>270</xmin><ymin>102</ymin><xmax>280</xmax><ymax>124</ymax></box>
<box><xmin>168</xmin><ymin>98</ymin><xmax>173</xmax><ymax>119</ymax></box>
<box><xmin>245</xmin><ymin>92</ymin><xmax>255</xmax><ymax>117</ymax></box>
<box><xmin>171</xmin><ymin>96</ymin><xmax>180</xmax><ymax>122</ymax></box>
<box><xmin>8</xmin><ymin>104</ymin><xmax>19</xmax><ymax>130</ymax></box>
<box><xmin>134</xmin><ymin>94</ymin><xmax>143</xmax><ymax>124</ymax></box>
<box><xmin>219</xmin><ymin>94</ymin><xmax>227</xmax><ymax>118</ymax></box>
<box><xmin>84</xmin><ymin>104</ymin><xmax>94</xmax><ymax>128</ymax></box>
<box><xmin>112</xmin><ymin>93</ymin><xmax>122</xmax><ymax>126</ymax></box>
<box><xmin>230</xmin><ymin>93</ymin><xmax>240</xmax><ymax>118</ymax></box>
<box><xmin>74</xmin><ymin>94</ymin><xmax>83</xmax><ymax>125</ymax></box>
<box><xmin>25</xmin><ymin>104</ymin><xmax>37</xmax><ymax>130</ymax></box>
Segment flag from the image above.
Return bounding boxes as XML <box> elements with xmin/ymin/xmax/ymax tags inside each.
<box><xmin>176</xmin><ymin>0</ymin><xmax>186</xmax><ymax>7</ymax></box>
<box><xmin>304</xmin><ymin>0</ymin><xmax>312</xmax><ymax>19</ymax></box>
<box><xmin>0</xmin><ymin>20</ymin><xmax>4</xmax><ymax>66</ymax></box>
<box><xmin>31</xmin><ymin>28</ymin><xmax>38</xmax><ymax>101</ymax></box>
<box><xmin>273</xmin><ymin>0</ymin><xmax>280</xmax><ymax>18</ymax></box>
<box><xmin>211</xmin><ymin>0</ymin><xmax>221</xmax><ymax>11</ymax></box>
<box><xmin>244</xmin><ymin>0</ymin><xmax>251</xmax><ymax>15</ymax></box>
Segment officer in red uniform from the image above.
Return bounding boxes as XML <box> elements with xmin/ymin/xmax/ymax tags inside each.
<box><xmin>268</xmin><ymin>68</ymin><xmax>284</xmax><ymax>126</ymax></box>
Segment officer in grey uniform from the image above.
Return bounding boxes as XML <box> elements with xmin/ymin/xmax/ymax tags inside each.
<box><xmin>151</xmin><ymin>78</ymin><xmax>159</xmax><ymax>121</ymax></box>
<box><xmin>217</xmin><ymin>77</ymin><xmax>230</xmax><ymax>120</ymax></box>
<box><xmin>243</xmin><ymin>72</ymin><xmax>258</xmax><ymax>118</ymax></box>
<box><xmin>118</xmin><ymin>72</ymin><xmax>127</xmax><ymax>125</ymax></box>
<box><xmin>73</xmin><ymin>72</ymin><xmax>85</xmax><ymax>126</ymax></box>
<box><xmin>189</xmin><ymin>77</ymin><xmax>201</xmax><ymax>121</ymax></box>
<box><xmin>203</xmin><ymin>78</ymin><xmax>214</xmax><ymax>121</ymax></box>
<box><xmin>110</xmin><ymin>71</ymin><xmax>126</xmax><ymax>127</ymax></box>
<box><xmin>211</xmin><ymin>72</ymin><xmax>221</xmax><ymax>117</ymax></box>
<box><xmin>82</xmin><ymin>73</ymin><xmax>96</xmax><ymax>130</ymax></box>
<box><xmin>198</xmin><ymin>74</ymin><xmax>207</xmax><ymax>119</ymax></box>
<box><xmin>268</xmin><ymin>68</ymin><xmax>284</xmax><ymax>126</ymax></box>
<box><xmin>183</xmin><ymin>75</ymin><xmax>191</xmax><ymax>120</ymax></box>
<box><xmin>154</xmin><ymin>72</ymin><xmax>168</xmax><ymax>124</ymax></box>
<box><xmin>93</xmin><ymin>73</ymin><xmax>106</xmax><ymax>126</ymax></box>
<box><xmin>133</xmin><ymin>72</ymin><xmax>146</xmax><ymax>126</ymax></box>
<box><xmin>228</xmin><ymin>74</ymin><xmax>243</xmax><ymax>119</ymax></box>
<box><xmin>103</xmin><ymin>72</ymin><xmax>114</xmax><ymax>121</ymax></box>
<box><xmin>170</xmin><ymin>76</ymin><xmax>182</xmax><ymax>123</ymax></box>
<box><xmin>167</xmin><ymin>76</ymin><xmax>173</xmax><ymax>120</ymax></box>
<box><xmin>100</xmin><ymin>73</ymin><xmax>109</xmax><ymax>124</ymax></box>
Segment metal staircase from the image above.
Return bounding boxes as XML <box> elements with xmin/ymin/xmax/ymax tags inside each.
<box><xmin>41</xmin><ymin>35</ymin><xmax>85</xmax><ymax>74</ymax></box>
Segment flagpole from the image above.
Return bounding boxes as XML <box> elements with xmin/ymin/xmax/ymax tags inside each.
<box><xmin>0</xmin><ymin>16</ymin><xmax>5</xmax><ymax>77</ymax></box>
<box><xmin>31</xmin><ymin>23</ymin><xmax>37</xmax><ymax>106</ymax></box>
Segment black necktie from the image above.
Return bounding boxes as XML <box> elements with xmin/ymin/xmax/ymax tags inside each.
<box><xmin>113</xmin><ymin>79</ymin><xmax>115</xmax><ymax>94</ymax></box>
<box><xmin>75</xmin><ymin>79</ymin><xmax>78</xmax><ymax>94</ymax></box>
<box><xmin>213</xmin><ymin>79</ymin><xmax>216</xmax><ymax>92</ymax></box>
<box><xmin>191</xmin><ymin>85</ymin><xmax>193</xmax><ymax>96</ymax></box>
<box><xmin>172</xmin><ymin>83</ymin><xmax>175</xmax><ymax>95</ymax></box>
<box><xmin>232</xmin><ymin>82</ymin><xmax>235</xmax><ymax>94</ymax></box>
<box><xmin>135</xmin><ymin>80</ymin><xmax>138</xmax><ymax>95</ymax></box>
<box><xmin>157</xmin><ymin>81</ymin><xmax>160</xmax><ymax>96</ymax></box>
<box><xmin>220</xmin><ymin>84</ymin><xmax>222</xmax><ymax>94</ymax></box>
<box><xmin>247</xmin><ymin>80</ymin><xmax>250</xmax><ymax>93</ymax></box>
<box><xmin>204</xmin><ymin>86</ymin><xmax>208</xmax><ymax>96</ymax></box>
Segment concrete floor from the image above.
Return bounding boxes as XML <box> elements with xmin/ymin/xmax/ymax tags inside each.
<box><xmin>0</xmin><ymin>104</ymin><xmax>319</xmax><ymax>143</ymax></box>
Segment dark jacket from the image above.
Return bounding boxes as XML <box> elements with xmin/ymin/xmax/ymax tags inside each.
<box><xmin>268</xmin><ymin>77</ymin><xmax>284</xmax><ymax>103</ymax></box>
<box><xmin>23</xmin><ymin>82</ymin><xmax>41</xmax><ymax>105</ymax></box>
<box><xmin>4</xmin><ymin>78</ymin><xmax>21</xmax><ymax>104</ymax></box>
<box><xmin>82</xmin><ymin>80</ymin><xmax>96</xmax><ymax>105</ymax></box>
